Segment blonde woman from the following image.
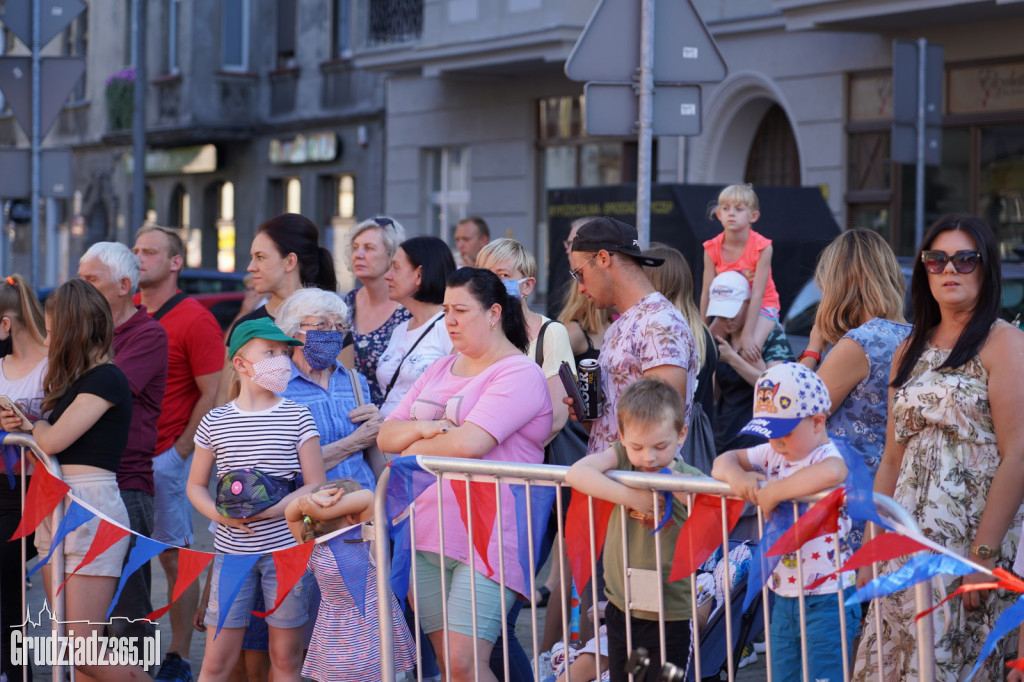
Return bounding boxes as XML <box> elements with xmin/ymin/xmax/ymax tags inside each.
<box><xmin>644</xmin><ymin>243</ymin><xmax>716</xmax><ymax>474</ymax></box>
<box><xmin>801</xmin><ymin>232</ymin><xmax>908</xmax><ymax>481</ymax></box>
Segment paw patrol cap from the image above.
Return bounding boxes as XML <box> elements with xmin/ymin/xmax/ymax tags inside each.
<box><xmin>740</xmin><ymin>362</ymin><xmax>831</xmax><ymax>439</ymax></box>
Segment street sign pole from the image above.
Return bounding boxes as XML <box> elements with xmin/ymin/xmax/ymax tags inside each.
<box><xmin>30</xmin><ymin>0</ymin><xmax>41</xmax><ymax>287</ymax></box>
<box><xmin>915</xmin><ymin>36</ymin><xmax>927</xmax><ymax>251</ymax></box>
<box><xmin>636</xmin><ymin>0</ymin><xmax>654</xmax><ymax>249</ymax></box>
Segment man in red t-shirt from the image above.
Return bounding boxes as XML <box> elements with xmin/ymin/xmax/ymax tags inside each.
<box><xmin>133</xmin><ymin>226</ymin><xmax>224</xmax><ymax>681</ymax></box>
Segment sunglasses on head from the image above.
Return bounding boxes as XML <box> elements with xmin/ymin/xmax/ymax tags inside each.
<box><xmin>372</xmin><ymin>216</ymin><xmax>394</xmax><ymax>229</ymax></box>
<box><xmin>920</xmin><ymin>249</ymin><xmax>982</xmax><ymax>275</ymax></box>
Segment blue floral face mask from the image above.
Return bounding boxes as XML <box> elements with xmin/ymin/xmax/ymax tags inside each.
<box><xmin>301</xmin><ymin>330</ymin><xmax>344</xmax><ymax>370</ymax></box>
<box><xmin>502</xmin><ymin>277</ymin><xmax>529</xmax><ymax>298</ymax></box>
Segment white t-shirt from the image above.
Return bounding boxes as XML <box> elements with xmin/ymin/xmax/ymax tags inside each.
<box><xmin>0</xmin><ymin>356</ymin><xmax>48</xmax><ymax>421</ymax></box>
<box><xmin>746</xmin><ymin>440</ymin><xmax>855</xmax><ymax>598</ymax></box>
<box><xmin>376</xmin><ymin>311</ymin><xmax>453</xmax><ymax>417</ymax></box>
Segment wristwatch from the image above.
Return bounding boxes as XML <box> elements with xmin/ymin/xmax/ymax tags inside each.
<box><xmin>971</xmin><ymin>544</ymin><xmax>996</xmax><ymax>560</ymax></box>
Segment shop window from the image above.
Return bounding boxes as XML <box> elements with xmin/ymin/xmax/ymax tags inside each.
<box><xmin>169</xmin><ymin>185</ymin><xmax>200</xmax><ymax>268</ymax></box>
<box><xmin>745</xmin><ymin>104</ymin><xmax>799</xmax><ymax>186</ymax></box>
<box><xmin>538</xmin><ymin>96</ymin><xmax>641</xmax><ymax>189</ymax></box>
<box><xmin>321</xmin><ymin>174</ymin><xmax>356</xmax><ymax>290</ymax></box>
<box><xmin>285</xmin><ymin>178</ymin><xmax>301</xmax><ymax>213</ymax></box>
<box><xmin>217</xmin><ymin>182</ymin><xmax>236</xmax><ymax>272</ymax></box>
<box><xmin>425</xmin><ymin>147</ymin><xmax>470</xmax><ymax>240</ymax></box>
<box><xmin>222</xmin><ymin>0</ymin><xmax>250</xmax><ymax>71</ymax></box>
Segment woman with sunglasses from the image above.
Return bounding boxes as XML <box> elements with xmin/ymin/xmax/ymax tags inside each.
<box><xmin>853</xmin><ymin>215</ymin><xmax>1024</xmax><ymax>682</ymax></box>
<box><xmin>343</xmin><ymin>216</ymin><xmax>411</xmax><ymax>405</ymax></box>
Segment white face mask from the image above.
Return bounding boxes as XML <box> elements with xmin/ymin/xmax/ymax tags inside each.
<box><xmin>247</xmin><ymin>354</ymin><xmax>292</xmax><ymax>394</ymax></box>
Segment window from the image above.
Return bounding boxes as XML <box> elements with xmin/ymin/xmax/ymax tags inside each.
<box><xmin>217</xmin><ymin>182</ymin><xmax>236</xmax><ymax>272</ymax></box>
<box><xmin>62</xmin><ymin>11</ymin><xmax>88</xmax><ymax>100</ymax></box>
<box><xmin>425</xmin><ymin>148</ymin><xmax>470</xmax><ymax>241</ymax></box>
<box><xmin>222</xmin><ymin>0</ymin><xmax>250</xmax><ymax>71</ymax></box>
<box><xmin>167</xmin><ymin>0</ymin><xmax>181</xmax><ymax>74</ymax></box>
<box><xmin>745</xmin><ymin>105</ymin><xmax>800</xmax><ymax>186</ymax></box>
<box><xmin>321</xmin><ymin>174</ymin><xmax>356</xmax><ymax>289</ymax></box>
<box><xmin>169</xmin><ymin>185</ymin><xmax>200</xmax><ymax>267</ymax></box>
<box><xmin>277</xmin><ymin>0</ymin><xmax>297</xmax><ymax>68</ymax></box>
<box><xmin>332</xmin><ymin>0</ymin><xmax>351</xmax><ymax>59</ymax></box>
<box><xmin>285</xmin><ymin>177</ymin><xmax>301</xmax><ymax>214</ymax></box>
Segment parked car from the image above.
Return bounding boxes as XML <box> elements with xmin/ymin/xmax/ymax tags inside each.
<box><xmin>783</xmin><ymin>257</ymin><xmax>1024</xmax><ymax>354</ymax></box>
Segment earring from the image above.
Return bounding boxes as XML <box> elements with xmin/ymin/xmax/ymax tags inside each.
<box><xmin>490</xmin><ymin>320</ymin><xmax>496</xmax><ymax>330</ymax></box>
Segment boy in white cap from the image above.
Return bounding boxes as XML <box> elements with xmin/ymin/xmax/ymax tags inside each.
<box><xmin>712</xmin><ymin>362</ymin><xmax>856</xmax><ymax>682</ymax></box>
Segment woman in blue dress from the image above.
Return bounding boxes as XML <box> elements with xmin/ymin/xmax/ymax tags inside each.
<box><xmin>797</xmin><ymin>229</ymin><xmax>910</xmax><ymax>548</ymax></box>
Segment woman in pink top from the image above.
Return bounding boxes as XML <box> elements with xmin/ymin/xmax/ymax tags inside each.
<box><xmin>379</xmin><ymin>267</ymin><xmax>553</xmax><ymax>682</ymax></box>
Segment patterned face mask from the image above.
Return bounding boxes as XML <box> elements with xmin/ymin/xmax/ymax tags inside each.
<box><xmin>301</xmin><ymin>330</ymin><xmax>344</xmax><ymax>370</ymax></box>
<box><xmin>247</xmin><ymin>353</ymin><xmax>292</xmax><ymax>394</ymax></box>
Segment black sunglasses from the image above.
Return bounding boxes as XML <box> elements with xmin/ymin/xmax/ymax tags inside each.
<box><xmin>920</xmin><ymin>249</ymin><xmax>982</xmax><ymax>275</ymax></box>
<box><xmin>372</xmin><ymin>216</ymin><xmax>394</xmax><ymax>229</ymax></box>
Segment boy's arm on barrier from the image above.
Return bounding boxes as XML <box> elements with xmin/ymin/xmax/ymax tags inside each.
<box><xmin>755</xmin><ymin>457</ymin><xmax>847</xmax><ymax>517</ymax></box>
<box><xmin>711</xmin><ymin>448</ymin><xmax>762</xmax><ymax>505</ymax></box>
<box><xmin>566</xmin><ymin>447</ymin><xmax>655</xmax><ymax>516</ymax></box>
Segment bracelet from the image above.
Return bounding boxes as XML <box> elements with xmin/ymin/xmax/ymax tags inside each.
<box><xmin>303</xmin><ymin>515</ymin><xmax>312</xmax><ymax>526</ymax></box>
<box><xmin>798</xmin><ymin>349</ymin><xmax>821</xmax><ymax>364</ymax></box>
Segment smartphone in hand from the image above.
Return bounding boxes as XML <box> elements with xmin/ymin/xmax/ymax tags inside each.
<box><xmin>558</xmin><ymin>362</ymin><xmax>587</xmax><ymax>422</ymax></box>
<box><xmin>0</xmin><ymin>396</ymin><xmax>32</xmax><ymax>431</ymax></box>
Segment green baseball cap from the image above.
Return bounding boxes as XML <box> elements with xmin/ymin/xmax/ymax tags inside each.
<box><xmin>228</xmin><ymin>317</ymin><xmax>302</xmax><ymax>358</ymax></box>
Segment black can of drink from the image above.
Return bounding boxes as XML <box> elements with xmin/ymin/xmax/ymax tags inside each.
<box><xmin>578</xmin><ymin>359</ymin><xmax>604</xmax><ymax>421</ymax></box>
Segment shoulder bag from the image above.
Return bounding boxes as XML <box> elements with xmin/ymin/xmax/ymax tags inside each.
<box><xmin>536</xmin><ymin>320</ymin><xmax>589</xmax><ymax>467</ymax></box>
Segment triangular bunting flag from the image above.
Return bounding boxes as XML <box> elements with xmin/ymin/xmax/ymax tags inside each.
<box><xmin>10</xmin><ymin>464</ymin><xmax>69</xmax><ymax>541</ymax></box>
<box><xmin>832</xmin><ymin>435</ymin><xmax>890</xmax><ymax>531</ymax></box>
<box><xmin>451</xmin><ymin>479</ymin><xmax>497</xmax><ymax>576</ymax></box>
<box><xmin>1008</xmin><ymin>658</ymin><xmax>1024</xmax><ymax>672</ymax></box>
<box><xmin>669</xmin><ymin>494</ymin><xmax>744</xmax><ymax>582</ymax></box>
<box><xmin>767</xmin><ymin>487</ymin><xmax>844</xmax><ymax>557</ymax></box>
<box><xmin>328</xmin><ymin>533</ymin><xmax>370</xmax><ymax>617</ymax></box>
<box><xmin>967</xmin><ymin>594</ymin><xmax>1024</xmax><ymax>679</ymax></box>
<box><xmin>29</xmin><ymin>501</ymin><xmax>93</xmax><ymax>578</ymax></box>
<box><xmin>252</xmin><ymin>542</ymin><xmax>314</xmax><ymax>618</ymax></box>
<box><xmin>744</xmin><ymin>509</ymin><xmax>795</xmax><ymax>611</ymax></box>
<box><xmin>390</xmin><ymin>517</ymin><xmax>412</xmax><ymax>603</ymax></box>
<box><xmin>147</xmin><ymin>548</ymin><xmax>215</xmax><ymax>621</ymax></box>
<box><xmin>845</xmin><ymin>554</ymin><xmax>975</xmax><ymax>606</ymax></box>
<box><xmin>385</xmin><ymin>456</ymin><xmax>438</xmax><ymax>521</ymax></box>
<box><xmin>108</xmin><ymin>535</ymin><xmax>170</xmax><ymax>618</ymax></box>
<box><xmin>215</xmin><ymin>554</ymin><xmax>261</xmax><ymax>638</ymax></box>
<box><xmin>565</xmin><ymin>491</ymin><xmax>614</xmax><ymax>594</ymax></box>
<box><xmin>58</xmin><ymin>520</ymin><xmax>129</xmax><ymax>594</ymax></box>
<box><xmin>1</xmin><ymin>437</ymin><xmax>20</xmax><ymax>490</ymax></box>
<box><xmin>805</xmin><ymin>531</ymin><xmax>934</xmax><ymax>591</ymax></box>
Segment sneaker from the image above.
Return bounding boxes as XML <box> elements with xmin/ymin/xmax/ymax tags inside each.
<box><xmin>155</xmin><ymin>652</ymin><xmax>194</xmax><ymax>682</ymax></box>
<box><xmin>737</xmin><ymin>645</ymin><xmax>757</xmax><ymax>669</ymax></box>
<box><xmin>753</xmin><ymin>640</ymin><xmax>767</xmax><ymax>654</ymax></box>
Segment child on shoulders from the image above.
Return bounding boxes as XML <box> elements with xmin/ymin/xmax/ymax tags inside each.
<box><xmin>713</xmin><ymin>362</ymin><xmax>856</xmax><ymax>682</ymax></box>
<box><xmin>566</xmin><ymin>379</ymin><xmax>702</xmax><ymax>682</ymax></box>
<box><xmin>700</xmin><ymin>184</ymin><xmax>780</xmax><ymax>364</ymax></box>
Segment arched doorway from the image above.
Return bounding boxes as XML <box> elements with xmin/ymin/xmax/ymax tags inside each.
<box><xmin>745</xmin><ymin>104</ymin><xmax>800</xmax><ymax>186</ymax></box>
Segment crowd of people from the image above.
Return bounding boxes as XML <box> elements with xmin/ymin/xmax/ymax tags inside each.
<box><xmin>0</xmin><ymin>190</ymin><xmax>1021</xmax><ymax>682</ymax></box>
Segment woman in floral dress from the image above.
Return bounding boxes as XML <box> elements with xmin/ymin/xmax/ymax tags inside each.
<box><xmin>853</xmin><ymin>215</ymin><xmax>1024</xmax><ymax>681</ymax></box>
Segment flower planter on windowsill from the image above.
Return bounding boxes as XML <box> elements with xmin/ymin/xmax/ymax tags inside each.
<box><xmin>105</xmin><ymin>68</ymin><xmax>135</xmax><ymax>131</ymax></box>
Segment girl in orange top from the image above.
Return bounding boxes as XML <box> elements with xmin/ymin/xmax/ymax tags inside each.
<box><xmin>700</xmin><ymin>184</ymin><xmax>781</xmax><ymax>363</ymax></box>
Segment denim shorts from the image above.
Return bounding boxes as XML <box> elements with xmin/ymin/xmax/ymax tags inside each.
<box><xmin>152</xmin><ymin>445</ymin><xmax>194</xmax><ymax>546</ymax></box>
<box><xmin>414</xmin><ymin>551</ymin><xmax>515</xmax><ymax>643</ymax></box>
<box><xmin>33</xmin><ymin>472</ymin><xmax>130</xmax><ymax>577</ymax></box>
<box><xmin>204</xmin><ymin>553</ymin><xmax>311</xmax><ymax>629</ymax></box>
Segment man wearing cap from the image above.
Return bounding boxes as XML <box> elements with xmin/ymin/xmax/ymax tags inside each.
<box><xmin>568</xmin><ymin>216</ymin><xmax>697</xmax><ymax>454</ymax></box>
<box><xmin>706</xmin><ymin>270</ymin><xmax>795</xmax><ymax>454</ymax></box>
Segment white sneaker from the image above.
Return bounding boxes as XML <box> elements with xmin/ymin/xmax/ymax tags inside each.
<box><xmin>753</xmin><ymin>640</ymin><xmax>767</xmax><ymax>654</ymax></box>
<box><xmin>737</xmin><ymin>647</ymin><xmax>757</xmax><ymax>669</ymax></box>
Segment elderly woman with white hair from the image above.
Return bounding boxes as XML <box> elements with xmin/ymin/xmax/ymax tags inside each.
<box><xmin>276</xmin><ymin>287</ymin><xmax>380</xmax><ymax>490</ymax></box>
<box><xmin>342</xmin><ymin>216</ymin><xmax>411</xmax><ymax>405</ymax></box>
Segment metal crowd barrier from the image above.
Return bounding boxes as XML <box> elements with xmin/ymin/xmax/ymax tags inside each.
<box><xmin>2</xmin><ymin>432</ymin><xmax>67</xmax><ymax>682</ymax></box>
<box><xmin>373</xmin><ymin>457</ymin><xmax>939</xmax><ymax>682</ymax></box>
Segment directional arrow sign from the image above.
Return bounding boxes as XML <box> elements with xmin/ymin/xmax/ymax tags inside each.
<box><xmin>565</xmin><ymin>0</ymin><xmax>727</xmax><ymax>84</ymax></box>
<box><xmin>586</xmin><ymin>83</ymin><xmax>702</xmax><ymax>136</ymax></box>
<box><xmin>0</xmin><ymin>56</ymin><xmax>85</xmax><ymax>138</ymax></box>
<box><xmin>1</xmin><ymin>0</ymin><xmax>87</xmax><ymax>49</ymax></box>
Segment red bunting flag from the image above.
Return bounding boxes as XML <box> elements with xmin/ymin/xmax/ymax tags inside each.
<box><xmin>668</xmin><ymin>494</ymin><xmax>745</xmax><ymax>582</ymax></box>
<box><xmin>995</xmin><ymin>568</ymin><xmax>1024</xmax><ymax>595</ymax></box>
<box><xmin>252</xmin><ymin>541</ymin><xmax>314</xmax><ymax>617</ymax></box>
<box><xmin>146</xmin><ymin>548</ymin><xmax>215</xmax><ymax>620</ymax></box>
<box><xmin>1008</xmin><ymin>658</ymin><xmax>1024</xmax><ymax>671</ymax></box>
<box><xmin>58</xmin><ymin>520</ymin><xmax>130</xmax><ymax>594</ymax></box>
<box><xmin>565</xmin><ymin>491</ymin><xmax>614</xmax><ymax>593</ymax></box>
<box><xmin>915</xmin><ymin>579</ymin><xmax>1000</xmax><ymax>622</ymax></box>
<box><xmin>9</xmin><ymin>464</ymin><xmax>70</xmax><ymax>541</ymax></box>
<box><xmin>767</xmin><ymin>487</ymin><xmax>845</xmax><ymax>557</ymax></box>
<box><xmin>450</xmin><ymin>479</ymin><xmax>497</xmax><ymax>576</ymax></box>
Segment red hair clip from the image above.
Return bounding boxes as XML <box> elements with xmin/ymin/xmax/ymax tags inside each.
<box><xmin>4</xmin><ymin>276</ymin><xmax>15</xmax><ymax>287</ymax></box>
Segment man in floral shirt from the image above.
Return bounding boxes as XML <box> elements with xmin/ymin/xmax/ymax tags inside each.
<box><xmin>568</xmin><ymin>218</ymin><xmax>697</xmax><ymax>454</ymax></box>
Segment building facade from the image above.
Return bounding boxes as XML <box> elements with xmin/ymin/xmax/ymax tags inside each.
<box><xmin>5</xmin><ymin>0</ymin><xmax>385</xmax><ymax>289</ymax></box>
<box><xmin>352</xmin><ymin>0</ymin><xmax>1024</xmax><ymax>296</ymax></box>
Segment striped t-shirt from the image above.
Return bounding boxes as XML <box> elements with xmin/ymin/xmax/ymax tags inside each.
<box><xmin>196</xmin><ymin>398</ymin><xmax>319</xmax><ymax>553</ymax></box>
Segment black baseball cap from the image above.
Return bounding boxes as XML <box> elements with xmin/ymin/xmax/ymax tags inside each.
<box><xmin>570</xmin><ymin>217</ymin><xmax>665</xmax><ymax>267</ymax></box>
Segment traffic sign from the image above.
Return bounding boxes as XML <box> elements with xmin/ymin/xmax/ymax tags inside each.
<box><xmin>0</xmin><ymin>146</ymin><xmax>73</xmax><ymax>198</ymax></box>
<box><xmin>585</xmin><ymin>83</ymin><xmax>702</xmax><ymax>136</ymax></box>
<box><xmin>0</xmin><ymin>56</ymin><xmax>85</xmax><ymax>139</ymax></box>
<box><xmin>565</xmin><ymin>0</ymin><xmax>726</xmax><ymax>84</ymax></box>
<box><xmin>1</xmin><ymin>0</ymin><xmax>86</xmax><ymax>49</ymax></box>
